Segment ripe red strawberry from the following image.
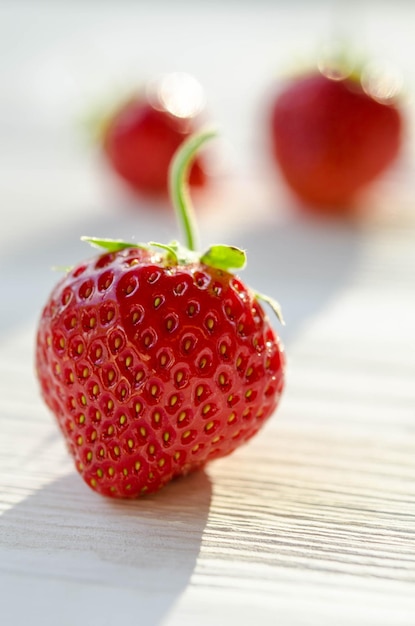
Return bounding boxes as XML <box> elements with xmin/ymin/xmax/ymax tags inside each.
<box><xmin>101</xmin><ymin>72</ymin><xmax>207</xmax><ymax>197</ymax></box>
<box><xmin>269</xmin><ymin>66</ymin><xmax>403</xmax><ymax>213</ymax></box>
<box><xmin>36</xmin><ymin>131</ymin><xmax>285</xmax><ymax>498</ymax></box>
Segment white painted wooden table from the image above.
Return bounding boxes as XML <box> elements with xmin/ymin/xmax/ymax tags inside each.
<box><xmin>1</xmin><ymin>2</ymin><xmax>414</xmax><ymax>625</ymax></box>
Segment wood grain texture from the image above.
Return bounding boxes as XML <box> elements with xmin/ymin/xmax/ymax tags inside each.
<box><xmin>1</xmin><ymin>219</ymin><xmax>414</xmax><ymax>626</ymax></box>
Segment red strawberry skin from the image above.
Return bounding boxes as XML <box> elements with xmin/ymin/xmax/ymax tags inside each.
<box><xmin>103</xmin><ymin>101</ymin><xmax>206</xmax><ymax>196</ymax></box>
<box><xmin>36</xmin><ymin>247</ymin><xmax>285</xmax><ymax>498</ymax></box>
<box><xmin>270</xmin><ymin>73</ymin><xmax>402</xmax><ymax>210</ymax></box>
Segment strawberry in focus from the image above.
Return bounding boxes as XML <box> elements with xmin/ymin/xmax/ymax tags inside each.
<box><xmin>269</xmin><ymin>64</ymin><xmax>403</xmax><ymax>213</ymax></box>
<box><xmin>101</xmin><ymin>72</ymin><xmax>207</xmax><ymax>197</ymax></box>
<box><xmin>35</xmin><ymin>131</ymin><xmax>285</xmax><ymax>498</ymax></box>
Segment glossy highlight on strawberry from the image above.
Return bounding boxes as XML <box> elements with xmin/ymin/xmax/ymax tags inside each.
<box><xmin>36</xmin><ymin>130</ymin><xmax>285</xmax><ymax>498</ymax></box>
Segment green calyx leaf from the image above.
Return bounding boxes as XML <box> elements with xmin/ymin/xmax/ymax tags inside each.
<box><xmin>81</xmin><ymin>236</ymin><xmax>146</xmax><ymax>253</ymax></box>
<box><xmin>255</xmin><ymin>291</ymin><xmax>285</xmax><ymax>326</ymax></box>
<box><xmin>148</xmin><ymin>241</ymin><xmax>179</xmax><ymax>263</ymax></box>
<box><xmin>200</xmin><ymin>244</ymin><xmax>246</xmax><ymax>271</ymax></box>
<box><xmin>81</xmin><ymin>236</ymin><xmax>198</xmax><ymax>267</ymax></box>
<box><xmin>149</xmin><ymin>241</ymin><xmax>199</xmax><ymax>265</ymax></box>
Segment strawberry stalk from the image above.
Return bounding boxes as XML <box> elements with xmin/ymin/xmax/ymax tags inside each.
<box><xmin>169</xmin><ymin>129</ymin><xmax>216</xmax><ymax>252</ymax></box>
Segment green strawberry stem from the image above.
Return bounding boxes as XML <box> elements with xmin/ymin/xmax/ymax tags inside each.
<box><xmin>169</xmin><ymin>128</ymin><xmax>216</xmax><ymax>252</ymax></box>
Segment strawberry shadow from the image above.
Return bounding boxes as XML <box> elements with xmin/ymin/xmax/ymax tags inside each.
<box><xmin>0</xmin><ymin>469</ymin><xmax>212</xmax><ymax>626</ymax></box>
